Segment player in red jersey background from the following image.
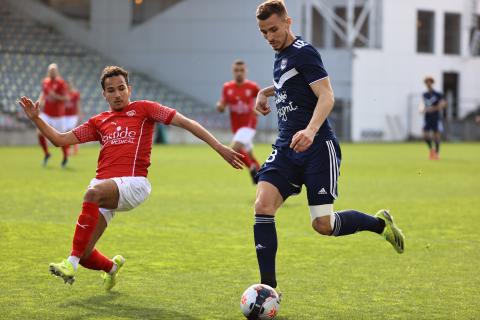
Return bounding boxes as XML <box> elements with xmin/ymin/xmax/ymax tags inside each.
<box><xmin>217</xmin><ymin>60</ymin><xmax>261</xmax><ymax>183</ymax></box>
<box><xmin>38</xmin><ymin>63</ymin><xmax>69</xmax><ymax>167</ymax></box>
<box><xmin>64</xmin><ymin>80</ymin><xmax>82</xmax><ymax>155</ymax></box>
<box><xmin>19</xmin><ymin>66</ymin><xmax>244</xmax><ymax>290</ymax></box>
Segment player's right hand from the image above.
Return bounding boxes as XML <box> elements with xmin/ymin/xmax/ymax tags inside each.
<box><xmin>255</xmin><ymin>91</ymin><xmax>271</xmax><ymax>116</ymax></box>
<box><xmin>18</xmin><ymin>96</ymin><xmax>40</xmax><ymax>120</ymax></box>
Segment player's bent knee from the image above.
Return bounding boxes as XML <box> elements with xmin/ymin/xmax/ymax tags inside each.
<box><xmin>254</xmin><ymin>198</ymin><xmax>277</xmax><ymax>216</ymax></box>
<box><xmin>309</xmin><ymin>204</ymin><xmax>334</xmax><ymax>236</ymax></box>
<box><xmin>312</xmin><ymin>217</ymin><xmax>332</xmax><ymax>235</ymax></box>
<box><xmin>84</xmin><ymin>187</ymin><xmax>102</xmax><ymax>203</ymax></box>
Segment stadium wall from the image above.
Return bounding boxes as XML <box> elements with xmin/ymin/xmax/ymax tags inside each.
<box><xmin>6</xmin><ymin>0</ymin><xmax>352</xmax><ymax>135</ymax></box>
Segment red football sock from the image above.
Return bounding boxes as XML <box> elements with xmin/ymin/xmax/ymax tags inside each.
<box><xmin>70</xmin><ymin>202</ymin><xmax>100</xmax><ymax>258</ymax></box>
<box><xmin>249</xmin><ymin>152</ymin><xmax>260</xmax><ymax>170</ymax></box>
<box><xmin>238</xmin><ymin>149</ymin><xmax>253</xmax><ymax>168</ymax></box>
<box><xmin>61</xmin><ymin>145</ymin><xmax>69</xmax><ymax>161</ymax></box>
<box><xmin>38</xmin><ymin>134</ymin><xmax>49</xmax><ymax>155</ymax></box>
<box><xmin>80</xmin><ymin>248</ymin><xmax>113</xmax><ymax>272</ymax></box>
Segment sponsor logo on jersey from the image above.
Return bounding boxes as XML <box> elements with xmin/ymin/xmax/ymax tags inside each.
<box><xmin>275</xmin><ymin>91</ymin><xmax>287</xmax><ymax>104</ymax></box>
<box><xmin>275</xmin><ymin>91</ymin><xmax>299</xmax><ymax>121</ymax></box>
<box><xmin>277</xmin><ymin>102</ymin><xmax>299</xmax><ymax>121</ymax></box>
<box><xmin>101</xmin><ymin>126</ymin><xmax>137</xmax><ymax>145</ymax></box>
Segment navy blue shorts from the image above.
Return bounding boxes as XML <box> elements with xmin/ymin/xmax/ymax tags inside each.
<box><xmin>423</xmin><ymin>119</ymin><xmax>443</xmax><ymax>132</ymax></box>
<box><xmin>255</xmin><ymin>139</ymin><xmax>341</xmax><ymax>206</ymax></box>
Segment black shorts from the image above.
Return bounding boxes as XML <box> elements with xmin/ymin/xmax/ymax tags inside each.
<box><xmin>423</xmin><ymin>119</ymin><xmax>443</xmax><ymax>132</ymax></box>
<box><xmin>255</xmin><ymin>139</ymin><xmax>341</xmax><ymax>206</ymax></box>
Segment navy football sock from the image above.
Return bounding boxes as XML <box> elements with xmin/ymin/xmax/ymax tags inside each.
<box><xmin>331</xmin><ymin>210</ymin><xmax>385</xmax><ymax>236</ymax></box>
<box><xmin>425</xmin><ymin>138</ymin><xmax>433</xmax><ymax>149</ymax></box>
<box><xmin>435</xmin><ymin>140</ymin><xmax>440</xmax><ymax>153</ymax></box>
<box><xmin>254</xmin><ymin>215</ymin><xmax>277</xmax><ymax>288</ymax></box>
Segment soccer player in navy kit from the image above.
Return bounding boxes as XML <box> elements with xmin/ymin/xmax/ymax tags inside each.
<box><xmin>252</xmin><ymin>0</ymin><xmax>405</xmax><ymax>293</ymax></box>
<box><xmin>420</xmin><ymin>76</ymin><xmax>447</xmax><ymax>160</ymax></box>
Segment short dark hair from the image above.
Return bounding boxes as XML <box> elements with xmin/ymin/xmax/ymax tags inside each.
<box><xmin>256</xmin><ymin>0</ymin><xmax>287</xmax><ymax>21</ymax></box>
<box><xmin>101</xmin><ymin>66</ymin><xmax>129</xmax><ymax>89</ymax></box>
<box><xmin>424</xmin><ymin>76</ymin><xmax>435</xmax><ymax>84</ymax></box>
<box><xmin>233</xmin><ymin>59</ymin><xmax>245</xmax><ymax>66</ymax></box>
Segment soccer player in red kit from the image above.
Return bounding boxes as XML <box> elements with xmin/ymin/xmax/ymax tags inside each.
<box><xmin>38</xmin><ymin>63</ymin><xmax>69</xmax><ymax>167</ymax></box>
<box><xmin>217</xmin><ymin>60</ymin><xmax>261</xmax><ymax>183</ymax></box>
<box><xmin>18</xmin><ymin>66</ymin><xmax>244</xmax><ymax>290</ymax></box>
<box><xmin>64</xmin><ymin>81</ymin><xmax>82</xmax><ymax>156</ymax></box>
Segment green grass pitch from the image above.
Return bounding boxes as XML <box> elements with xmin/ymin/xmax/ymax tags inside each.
<box><xmin>1</xmin><ymin>143</ymin><xmax>479</xmax><ymax>319</ymax></box>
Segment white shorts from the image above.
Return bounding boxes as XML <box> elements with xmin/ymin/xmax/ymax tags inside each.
<box><xmin>40</xmin><ymin>113</ymin><xmax>65</xmax><ymax>132</ymax></box>
<box><xmin>64</xmin><ymin>115</ymin><xmax>79</xmax><ymax>131</ymax></box>
<box><xmin>233</xmin><ymin>127</ymin><xmax>256</xmax><ymax>151</ymax></box>
<box><xmin>88</xmin><ymin>176</ymin><xmax>152</xmax><ymax>224</ymax></box>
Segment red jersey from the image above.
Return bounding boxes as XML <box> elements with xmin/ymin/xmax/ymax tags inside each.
<box><xmin>41</xmin><ymin>77</ymin><xmax>66</xmax><ymax>117</ymax></box>
<box><xmin>221</xmin><ymin>80</ymin><xmax>260</xmax><ymax>133</ymax></box>
<box><xmin>65</xmin><ymin>90</ymin><xmax>80</xmax><ymax>116</ymax></box>
<box><xmin>72</xmin><ymin>100</ymin><xmax>176</xmax><ymax>179</ymax></box>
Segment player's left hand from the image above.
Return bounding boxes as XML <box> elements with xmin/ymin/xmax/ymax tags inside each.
<box><xmin>290</xmin><ymin>127</ymin><xmax>316</xmax><ymax>152</ymax></box>
<box><xmin>217</xmin><ymin>144</ymin><xmax>245</xmax><ymax>169</ymax></box>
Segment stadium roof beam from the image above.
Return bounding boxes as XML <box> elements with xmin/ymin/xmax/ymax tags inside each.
<box><xmin>310</xmin><ymin>0</ymin><xmax>375</xmax><ymax>48</ymax></box>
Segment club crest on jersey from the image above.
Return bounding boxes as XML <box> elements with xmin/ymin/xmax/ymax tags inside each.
<box><xmin>280</xmin><ymin>58</ymin><xmax>288</xmax><ymax>70</ymax></box>
<box><xmin>126</xmin><ymin>110</ymin><xmax>136</xmax><ymax>117</ymax></box>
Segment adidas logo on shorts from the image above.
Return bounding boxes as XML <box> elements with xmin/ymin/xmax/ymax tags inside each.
<box><xmin>318</xmin><ymin>188</ymin><xmax>328</xmax><ymax>195</ymax></box>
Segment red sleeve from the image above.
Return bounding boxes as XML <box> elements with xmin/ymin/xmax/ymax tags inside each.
<box><xmin>221</xmin><ymin>84</ymin><xmax>227</xmax><ymax>104</ymax></box>
<box><xmin>58</xmin><ymin>80</ymin><xmax>67</xmax><ymax>95</ymax></box>
<box><xmin>143</xmin><ymin>101</ymin><xmax>176</xmax><ymax>124</ymax></box>
<box><xmin>41</xmin><ymin>80</ymin><xmax>48</xmax><ymax>94</ymax></box>
<box><xmin>72</xmin><ymin>119</ymin><xmax>99</xmax><ymax>143</ymax></box>
<box><xmin>253</xmin><ymin>82</ymin><xmax>261</xmax><ymax>96</ymax></box>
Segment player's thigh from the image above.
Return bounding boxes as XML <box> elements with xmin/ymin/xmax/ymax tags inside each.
<box><xmin>255</xmin><ymin>181</ymin><xmax>284</xmax><ymax>216</ymax></box>
<box><xmin>85</xmin><ymin>179</ymin><xmax>120</xmax><ymax>209</ymax></box>
<box><xmin>112</xmin><ymin>177</ymin><xmax>152</xmax><ymax>211</ymax></box>
<box><xmin>304</xmin><ymin>140</ymin><xmax>341</xmax><ymax>221</ymax></box>
<box><xmin>233</xmin><ymin>127</ymin><xmax>255</xmax><ymax>151</ymax></box>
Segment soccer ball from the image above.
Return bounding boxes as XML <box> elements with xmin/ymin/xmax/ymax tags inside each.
<box><xmin>240</xmin><ymin>284</ymin><xmax>280</xmax><ymax>319</ymax></box>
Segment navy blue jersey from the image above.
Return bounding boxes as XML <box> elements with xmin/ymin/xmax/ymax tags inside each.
<box><xmin>423</xmin><ymin>90</ymin><xmax>444</xmax><ymax>121</ymax></box>
<box><xmin>273</xmin><ymin>37</ymin><xmax>335</xmax><ymax>147</ymax></box>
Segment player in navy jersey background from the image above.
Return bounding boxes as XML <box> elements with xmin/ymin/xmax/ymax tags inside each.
<box><xmin>420</xmin><ymin>76</ymin><xmax>447</xmax><ymax>160</ymax></box>
<box><xmin>251</xmin><ymin>0</ymin><xmax>405</xmax><ymax>294</ymax></box>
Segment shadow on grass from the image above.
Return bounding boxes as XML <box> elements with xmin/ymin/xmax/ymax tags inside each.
<box><xmin>62</xmin><ymin>291</ymin><xmax>200</xmax><ymax>320</ymax></box>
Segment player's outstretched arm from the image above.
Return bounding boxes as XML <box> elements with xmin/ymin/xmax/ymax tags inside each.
<box><xmin>18</xmin><ymin>96</ymin><xmax>79</xmax><ymax>147</ymax></box>
<box><xmin>290</xmin><ymin>78</ymin><xmax>335</xmax><ymax>153</ymax></box>
<box><xmin>169</xmin><ymin>112</ymin><xmax>244</xmax><ymax>169</ymax></box>
<box><xmin>255</xmin><ymin>86</ymin><xmax>275</xmax><ymax>116</ymax></box>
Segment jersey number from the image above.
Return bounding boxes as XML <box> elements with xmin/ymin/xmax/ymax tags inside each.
<box><xmin>266</xmin><ymin>149</ymin><xmax>278</xmax><ymax>163</ymax></box>
<box><xmin>292</xmin><ymin>39</ymin><xmax>307</xmax><ymax>49</ymax></box>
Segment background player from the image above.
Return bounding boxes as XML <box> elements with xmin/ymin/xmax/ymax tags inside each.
<box><xmin>419</xmin><ymin>76</ymin><xmax>447</xmax><ymax>160</ymax></box>
<box><xmin>38</xmin><ymin>63</ymin><xmax>69</xmax><ymax>167</ymax></box>
<box><xmin>64</xmin><ymin>80</ymin><xmax>82</xmax><ymax>156</ymax></box>
<box><xmin>251</xmin><ymin>0</ymin><xmax>405</xmax><ymax>294</ymax></box>
<box><xmin>18</xmin><ymin>66</ymin><xmax>244</xmax><ymax>290</ymax></box>
<box><xmin>217</xmin><ymin>60</ymin><xmax>261</xmax><ymax>183</ymax></box>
